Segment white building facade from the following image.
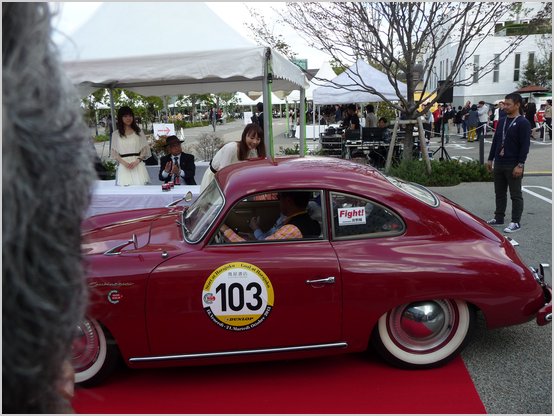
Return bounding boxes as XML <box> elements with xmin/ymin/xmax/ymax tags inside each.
<box><xmin>426</xmin><ymin>4</ymin><xmax>551</xmax><ymax>107</ymax></box>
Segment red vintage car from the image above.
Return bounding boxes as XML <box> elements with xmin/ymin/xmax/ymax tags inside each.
<box><xmin>76</xmin><ymin>156</ymin><xmax>552</xmax><ymax>387</ymax></box>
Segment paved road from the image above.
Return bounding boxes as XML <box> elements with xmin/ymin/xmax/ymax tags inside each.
<box><xmin>429</xmin><ymin>179</ymin><xmax>552</xmax><ymax>414</ymax></box>
<box><xmin>92</xmin><ymin>120</ymin><xmax>552</xmax><ymax>413</ymax></box>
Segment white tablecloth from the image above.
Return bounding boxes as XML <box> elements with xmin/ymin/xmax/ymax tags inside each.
<box><xmin>86</xmin><ymin>180</ymin><xmax>201</xmax><ymax>217</ymax></box>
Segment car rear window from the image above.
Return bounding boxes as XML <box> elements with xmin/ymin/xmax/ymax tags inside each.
<box><xmin>381</xmin><ymin>174</ymin><xmax>439</xmax><ymax>207</ymax></box>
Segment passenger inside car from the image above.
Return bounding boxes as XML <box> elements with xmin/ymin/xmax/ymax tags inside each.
<box><xmin>220</xmin><ymin>191</ymin><xmax>321</xmax><ymax>242</ymax></box>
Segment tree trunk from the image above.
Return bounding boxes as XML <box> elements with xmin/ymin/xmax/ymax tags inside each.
<box><xmin>191</xmin><ymin>98</ymin><xmax>197</xmax><ymax>125</ymax></box>
<box><xmin>403</xmin><ymin>122</ymin><xmax>414</xmax><ymax>161</ymax></box>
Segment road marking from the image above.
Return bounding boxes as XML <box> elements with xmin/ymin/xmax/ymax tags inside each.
<box><xmin>522</xmin><ymin>186</ymin><xmax>552</xmax><ymax>204</ymax></box>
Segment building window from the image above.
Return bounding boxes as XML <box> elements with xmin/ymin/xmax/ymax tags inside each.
<box><xmin>514</xmin><ymin>53</ymin><xmax>520</xmax><ymax>82</ymax></box>
<box><xmin>528</xmin><ymin>52</ymin><xmax>535</xmax><ymax>67</ymax></box>
<box><xmin>473</xmin><ymin>55</ymin><xmax>479</xmax><ymax>83</ymax></box>
<box><xmin>493</xmin><ymin>54</ymin><xmax>500</xmax><ymax>83</ymax></box>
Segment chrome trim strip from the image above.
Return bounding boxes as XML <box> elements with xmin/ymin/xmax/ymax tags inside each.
<box><xmin>129</xmin><ymin>342</ymin><xmax>348</xmax><ymax>363</ymax></box>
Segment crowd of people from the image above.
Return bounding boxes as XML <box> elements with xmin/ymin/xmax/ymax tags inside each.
<box><xmin>419</xmin><ymin>99</ymin><xmax>552</xmax><ymax>143</ymax></box>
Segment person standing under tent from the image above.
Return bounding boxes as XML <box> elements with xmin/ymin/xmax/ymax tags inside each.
<box><xmin>256</xmin><ymin>102</ymin><xmax>264</xmax><ymax>135</ymax></box>
<box><xmin>365</xmin><ymin>104</ymin><xmax>378</xmax><ymax>127</ymax></box>
<box><xmin>335</xmin><ymin>104</ymin><xmax>342</xmax><ymax>123</ymax></box>
<box><xmin>111</xmin><ymin>106</ymin><xmax>152</xmax><ymax>186</ymax></box>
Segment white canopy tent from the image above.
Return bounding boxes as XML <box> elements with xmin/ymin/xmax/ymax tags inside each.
<box><xmin>288</xmin><ymin>61</ymin><xmax>337</xmax><ymax>102</ymax></box>
<box><xmin>235</xmin><ymin>92</ymin><xmax>258</xmax><ymax>106</ymax></box>
<box><xmin>313</xmin><ymin>59</ymin><xmax>407</xmax><ymax>105</ymax></box>
<box><xmin>59</xmin><ymin>2</ymin><xmax>309</xmax><ymax>156</ymax></box>
<box><xmin>257</xmin><ymin>93</ymin><xmax>286</xmax><ymax>105</ymax></box>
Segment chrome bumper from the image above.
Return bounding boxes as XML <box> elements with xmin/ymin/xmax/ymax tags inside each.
<box><xmin>531</xmin><ymin>264</ymin><xmax>552</xmax><ymax>326</ymax></box>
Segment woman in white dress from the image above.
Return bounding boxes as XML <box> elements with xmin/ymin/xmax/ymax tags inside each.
<box><xmin>200</xmin><ymin>123</ymin><xmax>265</xmax><ymax>192</ymax></box>
<box><xmin>111</xmin><ymin>106</ymin><xmax>152</xmax><ymax>186</ymax></box>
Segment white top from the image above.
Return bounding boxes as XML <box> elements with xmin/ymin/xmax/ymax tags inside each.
<box><xmin>199</xmin><ymin>142</ymin><xmax>258</xmax><ymax>192</ymax></box>
<box><xmin>110</xmin><ymin>130</ymin><xmax>151</xmax><ymax>159</ymax></box>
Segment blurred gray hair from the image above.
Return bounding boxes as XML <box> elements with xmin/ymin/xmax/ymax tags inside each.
<box><xmin>3</xmin><ymin>2</ymin><xmax>96</xmax><ymax>413</ymax></box>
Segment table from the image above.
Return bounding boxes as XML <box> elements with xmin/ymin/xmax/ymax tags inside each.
<box><xmin>86</xmin><ymin>180</ymin><xmax>201</xmax><ymax>217</ymax></box>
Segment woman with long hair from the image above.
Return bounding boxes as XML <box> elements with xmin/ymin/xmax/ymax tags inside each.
<box><xmin>200</xmin><ymin>123</ymin><xmax>265</xmax><ymax>192</ymax></box>
<box><xmin>111</xmin><ymin>106</ymin><xmax>152</xmax><ymax>185</ymax></box>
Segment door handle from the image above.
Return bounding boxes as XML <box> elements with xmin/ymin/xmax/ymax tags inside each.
<box><xmin>306</xmin><ymin>277</ymin><xmax>335</xmax><ymax>285</ymax></box>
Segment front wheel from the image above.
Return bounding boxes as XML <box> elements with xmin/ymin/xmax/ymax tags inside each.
<box><xmin>72</xmin><ymin>317</ymin><xmax>120</xmax><ymax>388</ymax></box>
<box><xmin>371</xmin><ymin>299</ymin><xmax>476</xmax><ymax>369</ymax></box>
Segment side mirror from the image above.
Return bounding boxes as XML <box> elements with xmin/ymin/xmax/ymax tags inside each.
<box><xmin>185</xmin><ymin>191</ymin><xmax>193</xmax><ymax>202</ymax></box>
<box><xmin>131</xmin><ymin>234</ymin><xmax>138</xmax><ymax>250</ymax></box>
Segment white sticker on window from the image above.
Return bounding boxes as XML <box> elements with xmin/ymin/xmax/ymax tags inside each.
<box><xmin>338</xmin><ymin>207</ymin><xmax>366</xmax><ymax>226</ymax></box>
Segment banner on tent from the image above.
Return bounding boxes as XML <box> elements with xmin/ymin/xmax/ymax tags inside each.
<box><xmin>153</xmin><ymin>124</ymin><xmax>175</xmax><ymax>138</ymax></box>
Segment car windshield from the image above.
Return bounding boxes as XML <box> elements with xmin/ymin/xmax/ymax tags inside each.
<box><xmin>182</xmin><ymin>180</ymin><xmax>224</xmax><ymax>243</ymax></box>
<box><xmin>381</xmin><ymin>173</ymin><xmax>439</xmax><ymax>207</ymax></box>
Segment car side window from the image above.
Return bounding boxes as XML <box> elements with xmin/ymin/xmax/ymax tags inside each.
<box><xmin>330</xmin><ymin>192</ymin><xmax>405</xmax><ymax>240</ymax></box>
<box><xmin>212</xmin><ymin>190</ymin><xmax>325</xmax><ymax>244</ymax></box>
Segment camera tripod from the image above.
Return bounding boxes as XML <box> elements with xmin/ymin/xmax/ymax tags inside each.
<box><xmin>432</xmin><ymin>104</ymin><xmax>451</xmax><ymax>161</ymax></box>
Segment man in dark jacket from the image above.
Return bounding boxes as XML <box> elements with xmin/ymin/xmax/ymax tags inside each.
<box><xmin>159</xmin><ymin>135</ymin><xmax>196</xmax><ymax>185</ymax></box>
<box><xmin>486</xmin><ymin>93</ymin><xmax>530</xmax><ymax>233</ymax></box>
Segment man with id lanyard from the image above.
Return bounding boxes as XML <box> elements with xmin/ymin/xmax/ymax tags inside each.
<box><xmin>486</xmin><ymin>93</ymin><xmax>531</xmax><ymax>233</ymax></box>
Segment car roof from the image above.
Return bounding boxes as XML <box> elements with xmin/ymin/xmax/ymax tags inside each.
<box><xmin>217</xmin><ymin>156</ymin><xmax>395</xmax><ymax>203</ymax></box>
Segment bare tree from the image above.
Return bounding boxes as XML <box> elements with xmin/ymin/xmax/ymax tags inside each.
<box><xmin>193</xmin><ymin>133</ymin><xmax>225</xmax><ymax>162</ymax></box>
<box><xmin>247</xmin><ymin>2</ymin><xmax>550</xmax><ymax>160</ymax></box>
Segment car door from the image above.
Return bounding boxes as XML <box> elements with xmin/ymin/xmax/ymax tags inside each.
<box><xmin>145</xmin><ymin>191</ymin><xmax>342</xmax><ymax>356</ymax></box>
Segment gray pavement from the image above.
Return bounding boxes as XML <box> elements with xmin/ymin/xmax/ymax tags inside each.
<box><xmin>429</xmin><ymin>179</ymin><xmax>552</xmax><ymax>414</ymax></box>
<box><xmin>92</xmin><ymin>119</ymin><xmax>552</xmax><ymax>413</ymax></box>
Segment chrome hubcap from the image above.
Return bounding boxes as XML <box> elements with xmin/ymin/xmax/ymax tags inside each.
<box><xmin>388</xmin><ymin>300</ymin><xmax>455</xmax><ymax>352</ymax></box>
<box><xmin>72</xmin><ymin>318</ymin><xmax>100</xmax><ymax>371</ymax></box>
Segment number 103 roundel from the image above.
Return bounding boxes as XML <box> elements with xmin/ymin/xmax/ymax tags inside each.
<box><xmin>202</xmin><ymin>262</ymin><xmax>274</xmax><ymax>331</ymax></box>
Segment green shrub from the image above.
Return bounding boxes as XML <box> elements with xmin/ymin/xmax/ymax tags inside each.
<box><xmin>278</xmin><ymin>144</ymin><xmax>325</xmax><ymax>156</ymax></box>
<box><xmin>388</xmin><ymin>159</ymin><xmax>492</xmax><ymax>186</ymax></box>
<box><xmin>94</xmin><ymin>134</ymin><xmax>110</xmax><ymax>142</ymax></box>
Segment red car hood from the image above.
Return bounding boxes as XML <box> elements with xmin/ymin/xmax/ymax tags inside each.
<box><xmin>82</xmin><ymin>208</ymin><xmax>186</xmax><ymax>256</ymax></box>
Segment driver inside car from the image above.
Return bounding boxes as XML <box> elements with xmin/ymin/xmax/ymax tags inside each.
<box><xmin>220</xmin><ymin>191</ymin><xmax>321</xmax><ymax>242</ymax></box>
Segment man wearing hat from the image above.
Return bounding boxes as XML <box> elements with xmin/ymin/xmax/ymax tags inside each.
<box><xmin>158</xmin><ymin>135</ymin><xmax>197</xmax><ymax>185</ymax></box>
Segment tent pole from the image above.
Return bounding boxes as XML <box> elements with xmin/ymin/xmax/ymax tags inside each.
<box><xmin>286</xmin><ymin>100</ymin><xmax>289</xmax><ymax>136</ymax></box>
<box><xmin>312</xmin><ymin>102</ymin><xmax>316</xmax><ymax>143</ymax></box>
<box><xmin>262</xmin><ymin>48</ymin><xmax>273</xmax><ymax>158</ymax></box>
<box><xmin>108</xmin><ymin>86</ymin><xmax>116</xmax><ymax>153</ymax></box>
<box><xmin>300</xmin><ymin>89</ymin><xmax>306</xmax><ymax>156</ymax></box>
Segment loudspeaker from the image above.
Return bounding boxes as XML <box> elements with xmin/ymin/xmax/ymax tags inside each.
<box><xmin>437</xmin><ymin>80</ymin><xmax>454</xmax><ymax>103</ymax></box>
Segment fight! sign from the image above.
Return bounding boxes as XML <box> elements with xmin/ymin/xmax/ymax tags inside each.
<box><xmin>338</xmin><ymin>207</ymin><xmax>366</xmax><ymax>226</ymax></box>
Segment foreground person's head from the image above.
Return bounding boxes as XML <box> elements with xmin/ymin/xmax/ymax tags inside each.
<box><xmin>3</xmin><ymin>2</ymin><xmax>96</xmax><ymax>413</ymax></box>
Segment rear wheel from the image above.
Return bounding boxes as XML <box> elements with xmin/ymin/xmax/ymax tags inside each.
<box><xmin>371</xmin><ymin>299</ymin><xmax>476</xmax><ymax>369</ymax></box>
<box><xmin>72</xmin><ymin>317</ymin><xmax>119</xmax><ymax>388</ymax></box>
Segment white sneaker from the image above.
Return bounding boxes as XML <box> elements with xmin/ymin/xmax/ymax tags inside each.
<box><xmin>503</xmin><ymin>222</ymin><xmax>521</xmax><ymax>233</ymax></box>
